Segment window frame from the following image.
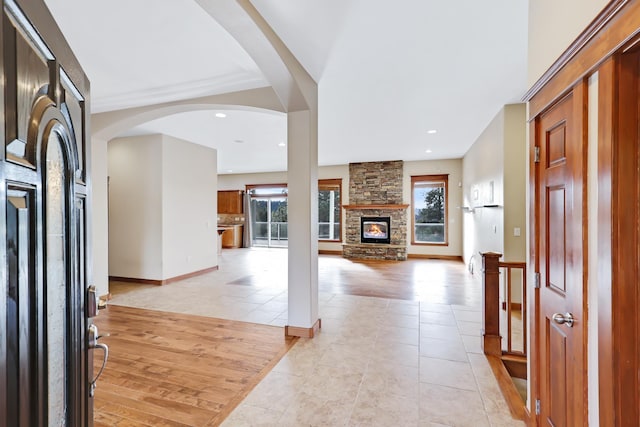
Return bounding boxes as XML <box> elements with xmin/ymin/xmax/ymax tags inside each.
<box><xmin>411</xmin><ymin>174</ymin><xmax>449</xmax><ymax>246</ymax></box>
<box><xmin>318</xmin><ymin>178</ymin><xmax>342</xmax><ymax>242</ymax></box>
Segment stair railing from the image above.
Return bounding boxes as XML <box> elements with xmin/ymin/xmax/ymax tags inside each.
<box><xmin>481</xmin><ymin>252</ymin><xmax>527</xmax><ymax>356</ymax></box>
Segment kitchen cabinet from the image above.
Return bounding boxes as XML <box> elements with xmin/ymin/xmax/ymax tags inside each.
<box><xmin>220</xmin><ymin>225</ymin><xmax>244</xmax><ymax>248</ymax></box>
<box><xmin>217</xmin><ymin>190</ymin><xmax>243</xmax><ymax>214</ymax></box>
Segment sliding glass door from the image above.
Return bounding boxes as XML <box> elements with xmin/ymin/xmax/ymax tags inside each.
<box><xmin>251</xmin><ymin>196</ymin><xmax>288</xmax><ymax>247</ymax></box>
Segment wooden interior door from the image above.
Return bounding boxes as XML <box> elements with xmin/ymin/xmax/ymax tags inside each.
<box><xmin>534</xmin><ymin>85</ymin><xmax>586</xmax><ymax>426</ymax></box>
<box><xmin>0</xmin><ymin>0</ymin><xmax>93</xmax><ymax>425</ymax></box>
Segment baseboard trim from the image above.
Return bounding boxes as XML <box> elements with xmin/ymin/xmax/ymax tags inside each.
<box><xmin>407</xmin><ymin>254</ymin><xmax>463</xmax><ymax>262</ymax></box>
<box><xmin>109</xmin><ymin>276</ymin><xmax>164</xmax><ymax>286</ymax></box>
<box><xmin>109</xmin><ymin>265</ymin><xmax>219</xmax><ymax>286</ymax></box>
<box><xmin>285</xmin><ymin>318</ymin><xmax>321</xmax><ymax>338</ymax></box>
<box><xmin>319</xmin><ymin>250</ymin><xmax>342</xmax><ymax>255</ymax></box>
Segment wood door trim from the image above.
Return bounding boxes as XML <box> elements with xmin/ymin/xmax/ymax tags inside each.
<box><xmin>527</xmin><ymin>117</ymin><xmax>540</xmax><ymax>427</ymax></box>
<box><xmin>525</xmin><ymin>0</ymin><xmax>640</xmax><ymax>118</ymax></box>
<box><xmin>597</xmin><ymin>50</ymin><xmax>640</xmax><ymax>426</ymax></box>
<box><xmin>597</xmin><ymin>55</ymin><xmax>616</xmax><ymax>427</ymax></box>
<box><xmin>524</xmin><ymin>0</ymin><xmax>628</xmax><ymax>103</ymax></box>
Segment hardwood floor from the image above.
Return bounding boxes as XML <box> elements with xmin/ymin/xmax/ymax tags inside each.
<box><xmin>319</xmin><ymin>255</ymin><xmax>481</xmax><ymax>305</ymax></box>
<box><xmin>92</xmin><ymin>305</ymin><xmax>297</xmax><ymax>426</ymax></box>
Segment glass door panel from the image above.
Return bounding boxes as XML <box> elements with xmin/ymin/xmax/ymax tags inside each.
<box><xmin>46</xmin><ymin>133</ymin><xmax>69</xmax><ymax>426</ymax></box>
<box><xmin>251</xmin><ymin>197</ymin><xmax>288</xmax><ymax>247</ymax></box>
<box><xmin>251</xmin><ymin>198</ymin><xmax>268</xmax><ymax>246</ymax></box>
<box><xmin>269</xmin><ymin>197</ymin><xmax>287</xmax><ymax>247</ymax></box>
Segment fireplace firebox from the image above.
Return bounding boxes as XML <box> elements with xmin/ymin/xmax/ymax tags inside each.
<box><xmin>360</xmin><ymin>216</ymin><xmax>391</xmax><ymax>244</ymax></box>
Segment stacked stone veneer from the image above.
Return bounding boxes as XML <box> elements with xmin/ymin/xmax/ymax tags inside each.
<box><xmin>343</xmin><ymin>160</ymin><xmax>408</xmax><ymax>261</ymax></box>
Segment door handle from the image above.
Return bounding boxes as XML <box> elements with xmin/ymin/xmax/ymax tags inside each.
<box><xmin>552</xmin><ymin>312</ymin><xmax>575</xmax><ymax>327</ymax></box>
<box><xmin>88</xmin><ymin>323</ymin><xmax>109</xmax><ymax>397</ymax></box>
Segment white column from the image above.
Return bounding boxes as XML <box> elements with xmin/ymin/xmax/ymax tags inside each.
<box><xmin>286</xmin><ymin>110</ymin><xmax>319</xmax><ymax>335</ymax></box>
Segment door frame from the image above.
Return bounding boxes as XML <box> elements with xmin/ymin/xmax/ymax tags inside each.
<box><xmin>596</xmin><ymin>44</ymin><xmax>640</xmax><ymax>425</ymax></box>
<box><xmin>525</xmin><ymin>1</ymin><xmax>640</xmax><ymax>425</ymax></box>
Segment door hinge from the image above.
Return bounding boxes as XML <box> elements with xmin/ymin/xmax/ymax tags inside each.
<box><xmin>534</xmin><ymin>146</ymin><xmax>540</xmax><ymax>163</ymax></box>
<box><xmin>535</xmin><ymin>399</ymin><xmax>541</xmax><ymax>415</ymax></box>
<box><xmin>534</xmin><ymin>272</ymin><xmax>541</xmax><ymax>289</ymax></box>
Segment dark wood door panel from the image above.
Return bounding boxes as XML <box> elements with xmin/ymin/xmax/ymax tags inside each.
<box><xmin>1</xmin><ymin>1</ymin><xmax>92</xmax><ymax>426</ymax></box>
<box><xmin>3</xmin><ymin>6</ymin><xmax>54</xmax><ymax>165</ymax></box>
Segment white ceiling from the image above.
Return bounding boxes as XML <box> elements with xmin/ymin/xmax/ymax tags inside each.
<box><xmin>43</xmin><ymin>0</ymin><xmax>528</xmax><ymax>175</ymax></box>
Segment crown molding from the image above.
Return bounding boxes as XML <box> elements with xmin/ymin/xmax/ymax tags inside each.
<box><xmin>92</xmin><ymin>72</ymin><xmax>268</xmax><ymax>113</ymax></box>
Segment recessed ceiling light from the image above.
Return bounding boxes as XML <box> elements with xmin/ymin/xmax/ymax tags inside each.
<box><xmin>425</xmin><ymin>149</ymin><xmax>433</xmax><ymax>153</ymax></box>
<box><xmin>427</xmin><ymin>129</ymin><xmax>437</xmax><ymax>134</ymax></box>
<box><xmin>234</xmin><ymin>139</ymin><xmax>244</xmax><ymax>144</ymax></box>
<box><xmin>227</xmin><ymin>169</ymin><xmax>233</xmax><ymax>173</ymax></box>
<box><xmin>278</xmin><ymin>142</ymin><xmax>286</xmax><ymax>147</ymax></box>
<box><xmin>215</xmin><ymin>113</ymin><xmax>227</xmax><ymax>118</ymax></box>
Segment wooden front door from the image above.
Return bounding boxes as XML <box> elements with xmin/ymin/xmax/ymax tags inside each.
<box><xmin>0</xmin><ymin>0</ymin><xmax>94</xmax><ymax>425</ymax></box>
<box><xmin>533</xmin><ymin>85</ymin><xmax>586</xmax><ymax>426</ymax></box>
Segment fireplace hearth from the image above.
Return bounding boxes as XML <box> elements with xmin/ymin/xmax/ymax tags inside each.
<box><xmin>361</xmin><ymin>216</ymin><xmax>391</xmax><ymax>244</ymax></box>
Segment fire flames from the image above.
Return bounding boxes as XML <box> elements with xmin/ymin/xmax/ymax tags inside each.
<box><xmin>367</xmin><ymin>224</ymin><xmax>385</xmax><ymax>237</ymax></box>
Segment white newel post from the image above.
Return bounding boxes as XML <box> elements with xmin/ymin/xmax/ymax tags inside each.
<box><xmin>286</xmin><ymin>109</ymin><xmax>320</xmax><ymax>337</ymax></box>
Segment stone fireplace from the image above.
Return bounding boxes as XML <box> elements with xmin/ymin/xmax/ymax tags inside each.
<box><xmin>342</xmin><ymin>160</ymin><xmax>408</xmax><ymax>260</ymax></box>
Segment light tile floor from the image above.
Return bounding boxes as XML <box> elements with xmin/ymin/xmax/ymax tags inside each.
<box><xmin>108</xmin><ymin>248</ymin><xmax>524</xmax><ymax>427</ymax></box>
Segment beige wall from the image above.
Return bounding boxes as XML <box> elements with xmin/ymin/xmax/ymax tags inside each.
<box><xmin>462</xmin><ymin>103</ymin><xmax>527</xmax><ymax>305</ymax></box>
<box><xmin>108</xmin><ymin>134</ymin><xmax>218</xmax><ymax>281</ymax></box>
<box><xmin>462</xmin><ymin>109</ymin><xmax>505</xmax><ymax>274</ymax></box>
<box><xmin>528</xmin><ymin>0</ymin><xmax>610</xmax><ymax>86</ymax></box>
<box><xmin>108</xmin><ymin>135</ymin><xmax>164</xmax><ymax>280</ymax></box>
<box><xmin>91</xmin><ymin>137</ymin><xmax>110</xmax><ymax>297</ymax></box>
<box><xmin>503</xmin><ymin>104</ymin><xmax>527</xmax><ymax>263</ymax></box>
<box><xmin>161</xmin><ymin>135</ymin><xmax>218</xmax><ymax>279</ymax></box>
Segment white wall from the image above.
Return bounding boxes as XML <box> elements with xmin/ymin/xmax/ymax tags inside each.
<box><xmin>528</xmin><ymin>0</ymin><xmax>610</xmax><ymax>86</ymax></box>
<box><xmin>108</xmin><ymin>134</ymin><xmax>218</xmax><ymax>281</ymax></box>
<box><xmin>108</xmin><ymin>135</ymin><xmax>164</xmax><ymax>280</ymax></box>
<box><xmin>161</xmin><ymin>135</ymin><xmax>217</xmax><ymax>279</ymax></box>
